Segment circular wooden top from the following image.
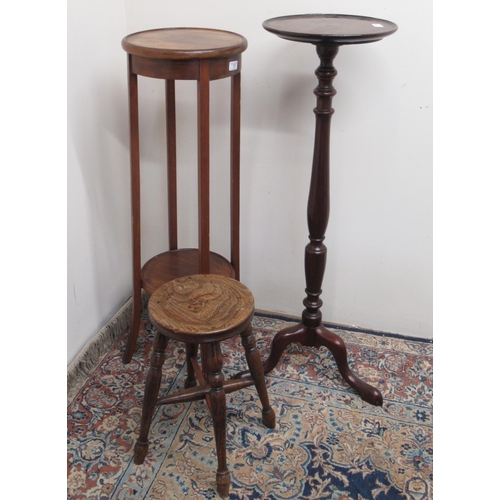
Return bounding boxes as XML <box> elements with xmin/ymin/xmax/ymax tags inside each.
<box><xmin>263</xmin><ymin>14</ymin><xmax>398</xmax><ymax>45</ymax></box>
<box><xmin>148</xmin><ymin>275</ymin><xmax>254</xmax><ymax>342</ymax></box>
<box><xmin>122</xmin><ymin>28</ymin><xmax>248</xmax><ymax>60</ymax></box>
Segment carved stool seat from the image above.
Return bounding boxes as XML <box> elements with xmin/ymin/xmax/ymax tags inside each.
<box><xmin>134</xmin><ymin>274</ymin><xmax>275</xmax><ymax>498</ymax></box>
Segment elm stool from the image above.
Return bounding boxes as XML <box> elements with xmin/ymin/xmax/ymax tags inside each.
<box><xmin>134</xmin><ymin>274</ymin><xmax>276</xmax><ymax>498</ymax></box>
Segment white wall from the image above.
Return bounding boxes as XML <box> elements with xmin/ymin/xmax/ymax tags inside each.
<box><xmin>68</xmin><ymin>0</ymin><xmax>432</xmax><ymax>363</ymax></box>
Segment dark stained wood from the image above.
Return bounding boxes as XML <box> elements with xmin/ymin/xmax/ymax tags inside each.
<box><xmin>130</xmin><ymin>53</ymin><xmax>243</xmax><ymax>81</ymax></box>
<box><xmin>122</xmin><ymin>28</ymin><xmax>247</xmax><ymax>60</ymax></box>
<box><xmin>166</xmin><ymin>79</ymin><xmax>178</xmax><ymax>251</ymax></box>
<box><xmin>198</xmin><ymin>60</ymin><xmax>211</xmax><ymax>274</ymax></box>
<box><xmin>141</xmin><ymin>249</ymin><xmax>234</xmax><ymax>296</ymax></box>
<box><xmin>130</xmin><ymin>55</ymin><xmax>200</xmax><ymax>80</ymax></box>
<box><xmin>237</xmin><ymin>15</ymin><xmax>397</xmax><ymax>406</ymax></box>
<box><xmin>236</xmin><ymin>321</ymin><xmax>382</xmax><ymax>405</ymax></box>
<box><xmin>207</xmin><ymin>54</ymin><xmax>242</xmax><ymax>80</ymax></box>
<box><xmin>315</xmin><ymin>324</ymin><xmax>383</xmax><ymax>405</ymax></box>
<box><xmin>302</xmin><ymin>43</ymin><xmax>338</xmax><ymax>333</ymax></box>
<box><xmin>262</xmin><ymin>14</ymin><xmax>398</xmax><ymax>45</ymax></box>
<box><xmin>136</xmin><ymin>274</ymin><xmax>274</xmax><ymax>498</ymax></box>
<box><xmin>156</xmin><ymin>374</ymin><xmax>255</xmax><ymax>406</ymax></box>
<box><xmin>230</xmin><ymin>72</ymin><xmax>241</xmax><ymax>280</ymax></box>
<box><xmin>123</xmin><ymin>55</ymin><xmax>142</xmax><ymax>365</ymax></box>
<box><xmin>184</xmin><ymin>342</ymin><xmax>198</xmax><ymax>389</ymax></box>
<box><xmin>122</xmin><ymin>28</ymin><xmax>247</xmax><ymax>363</ymax></box>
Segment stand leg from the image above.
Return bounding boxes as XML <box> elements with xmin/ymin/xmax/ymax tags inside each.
<box><xmin>134</xmin><ymin>331</ymin><xmax>169</xmax><ymax>464</ymax></box>
<box><xmin>198</xmin><ymin>60</ymin><xmax>210</xmax><ymax>274</ymax></box>
<box><xmin>123</xmin><ymin>55</ymin><xmax>142</xmax><ymax>364</ymax></box>
<box><xmin>123</xmin><ymin>296</ymin><xmax>142</xmax><ymax>364</ymax></box>
<box><xmin>166</xmin><ymin>79</ymin><xmax>178</xmax><ymax>251</ymax></box>
<box><xmin>230</xmin><ymin>72</ymin><xmax>241</xmax><ymax>281</ymax></box>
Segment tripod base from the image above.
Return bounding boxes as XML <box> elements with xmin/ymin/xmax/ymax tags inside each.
<box><xmin>235</xmin><ymin>321</ymin><xmax>383</xmax><ymax>406</ymax></box>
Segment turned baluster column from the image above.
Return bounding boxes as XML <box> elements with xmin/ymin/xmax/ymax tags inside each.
<box><xmin>303</xmin><ymin>44</ymin><xmax>339</xmax><ymax>340</ymax></box>
<box><xmin>248</xmin><ymin>13</ymin><xmax>397</xmax><ymax>407</ymax></box>
<box><xmin>234</xmin><ymin>41</ymin><xmax>383</xmax><ymax>406</ymax></box>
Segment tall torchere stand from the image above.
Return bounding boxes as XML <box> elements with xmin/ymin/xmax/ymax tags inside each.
<box><xmin>237</xmin><ymin>14</ymin><xmax>398</xmax><ymax>406</ymax></box>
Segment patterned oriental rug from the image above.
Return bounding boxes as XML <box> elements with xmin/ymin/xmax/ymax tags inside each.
<box><xmin>67</xmin><ymin>310</ymin><xmax>433</xmax><ymax>500</ymax></box>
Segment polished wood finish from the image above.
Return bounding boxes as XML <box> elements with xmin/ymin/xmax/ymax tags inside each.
<box><xmin>122</xmin><ymin>28</ymin><xmax>248</xmax><ymax>60</ymax></box>
<box><xmin>198</xmin><ymin>60</ymin><xmax>211</xmax><ymax>275</ymax></box>
<box><xmin>135</xmin><ymin>274</ymin><xmax>275</xmax><ymax>498</ymax></box>
<box><xmin>230</xmin><ymin>72</ymin><xmax>241</xmax><ymax>279</ymax></box>
<box><xmin>134</xmin><ymin>330</ymin><xmax>169</xmax><ymax>464</ymax></box>
<box><xmin>141</xmin><ymin>249</ymin><xmax>234</xmax><ymax>296</ymax></box>
<box><xmin>148</xmin><ymin>275</ymin><xmax>254</xmax><ymax>341</ymax></box>
<box><xmin>127</xmin><ymin>55</ymin><xmax>143</xmax><ymax>359</ymax></box>
<box><xmin>122</xmin><ymin>28</ymin><xmax>247</xmax><ymax>363</ymax></box>
<box><xmin>262</xmin><ymin>13</ymin><xmax>398</xmax><ymax>45</ymax></box>
<box><xmin>166</xmin><ymin>79</ymin><xmax>178</xmax><ymax>251</ymax></box>
<box><xmin>237</xmin><ymin>15</ymin><xmax>397</xmax><ymax>406</ymax></box>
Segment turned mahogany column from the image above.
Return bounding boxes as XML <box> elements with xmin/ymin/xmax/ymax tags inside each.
<box><xmin>237</xmin><ymin>14</ymin><xmax>398</xmax><ymax>406</ymax></box>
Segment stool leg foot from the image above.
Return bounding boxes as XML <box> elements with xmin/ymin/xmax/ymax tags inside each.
<box><xmin>134</xmin><ymin>331</ymin><xmax>169</xmax><ymax>464</ymax></box>
<box><xmin>207</xmin><ymin>342</ymin><xmax>230</xmax><ymax>497</ymax></box>
<box><xmin>241</xmin><ymin>325</ymin><xmax>276</xmax><ymax>429</ymax></box>
<box><xmin>134</xmin><ymin>440</ymin><xmax>149</xmax><ymax>465</ymax></box>
<box><xmin>261</xmin><ymin>407</ymin><xmax>276</xmax><ymax>429</ymax></box>
<box><xmin>216</xmin><ymin>470</ymin><xmax>230</xmax><ymax>498</ymax></box>
<box><xmin>184</xmin><ymin>342</ymin><xmax>199</xmax><ymax>388</ymax></box>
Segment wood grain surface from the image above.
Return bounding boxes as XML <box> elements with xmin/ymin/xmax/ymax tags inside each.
<box><xmin>149</xmin><ymin>275</ymin><xmax>254</xmax><ymax>342</ymax></box>
<box><xmin>122</xmin><ymin>28</ymin><xmax>247</xmax><ymax>60</ymax></box>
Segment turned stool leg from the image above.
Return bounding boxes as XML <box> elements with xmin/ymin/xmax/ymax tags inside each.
<box><xmin>134</xmin><ymin>331</ymin><xmax>169</xmax><ymax>464</ymax></box>
<box><xmin>206</xmin><ymin>342</ymin><xmax>230</xmax><ymax>498</ymax></box>
<box><xmin>184</xmin><ymin>342</ymin><xmax>198</xmax><ymax>389</ymax></box>
<box><xmin>240</xmin><ymin>324</ymin><xmax>276</xmax><ymax>429</ymax></box>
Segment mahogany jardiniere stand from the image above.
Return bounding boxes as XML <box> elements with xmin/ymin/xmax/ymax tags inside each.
<box><xmin>236</xmin><ymin>14</ymin><xmax>398</xmax><ymax>406</ymax></box>
<box><xmin>121</xmin><ymin>28</ymin><xmax>247</xmax><ymax>363</ymax></box>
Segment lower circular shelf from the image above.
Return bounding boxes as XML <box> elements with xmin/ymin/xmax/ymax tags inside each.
<box><xmin>141</xmin><ymin>248</ymin><xmax>235</xmax><ymax>296</ymax></box>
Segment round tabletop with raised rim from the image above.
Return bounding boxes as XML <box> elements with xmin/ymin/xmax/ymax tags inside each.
<box><xmin>122</xmin><ymin>27</ymin><xmax>248</xmax><ymax>60</ymax></box>
<box><xmin>263</xmin><ymin>14</ymin><xmax>398</xmax><ymax>45</ymax></box>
